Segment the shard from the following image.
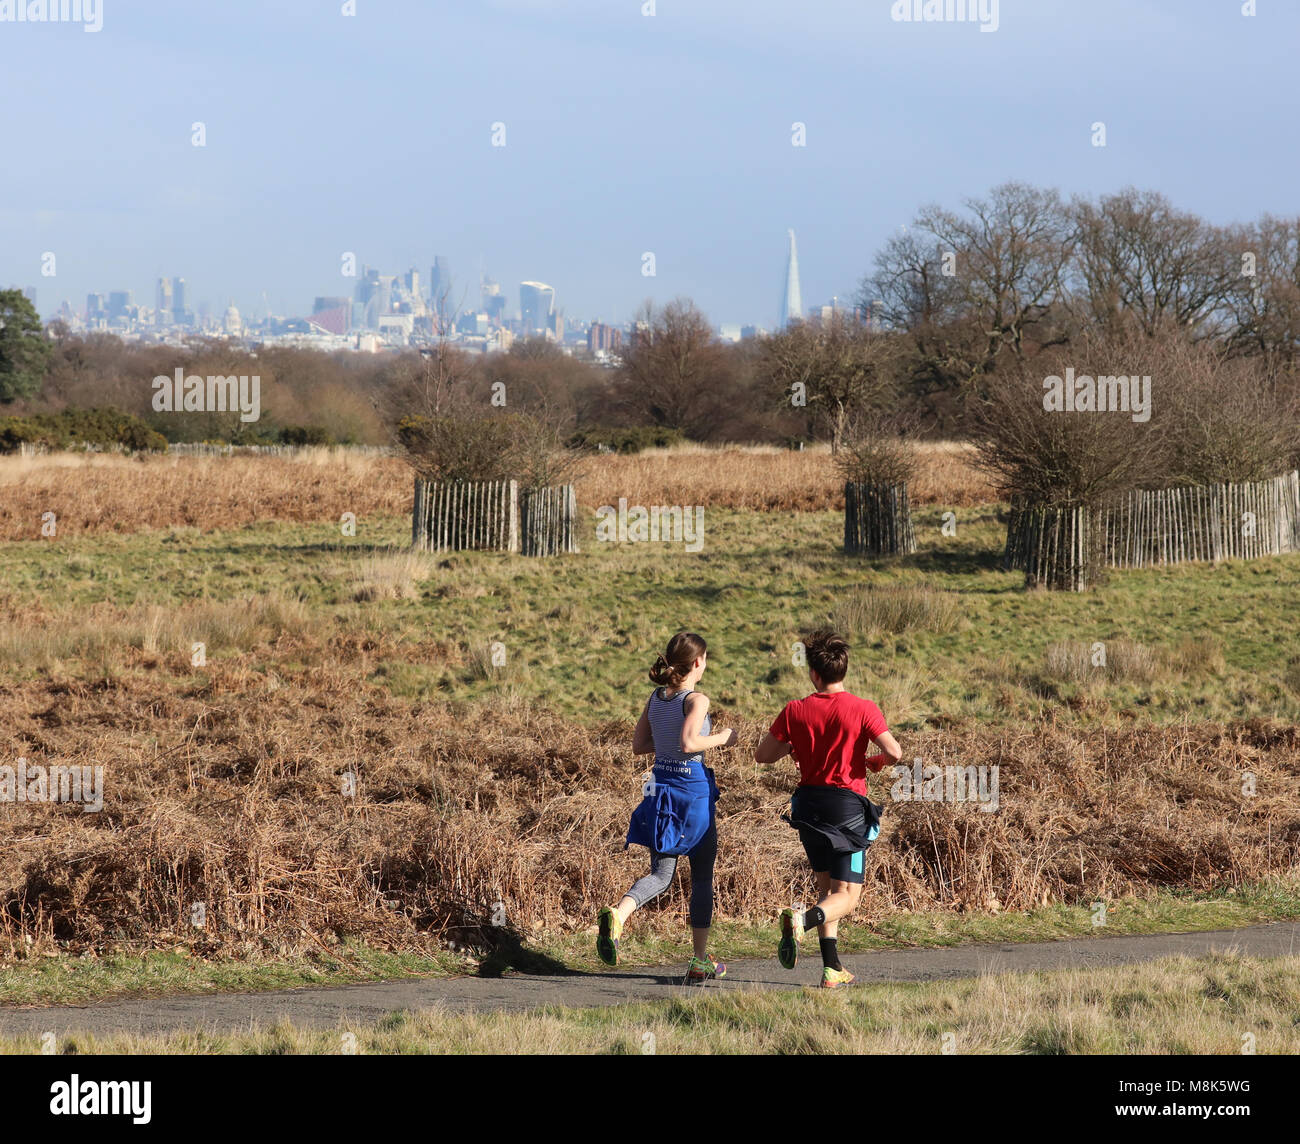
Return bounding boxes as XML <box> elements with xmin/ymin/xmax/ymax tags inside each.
<box><xmin>780</xmin><ymin>228</ymin><xmax>803</xmax><ymax>328</ymax></box>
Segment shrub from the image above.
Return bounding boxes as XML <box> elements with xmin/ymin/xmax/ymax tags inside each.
<box><xmin>567</xmin><ymin>425</ymin><xmax>687</xmax><ymax>454</ymax></box>
<box><xmin>279</xmin><ymin>425</ymin><xmax>335</xmax><ymax>447</ymax></box>
<box><xmin>399</xmin><ymin>412</ymin><xmax>580</xmax><ymax>488</ymax></box>
<box><xmin>0</xmin><ymin>407</ymin><xmax>167</xmax><ymax>453</ymax></box>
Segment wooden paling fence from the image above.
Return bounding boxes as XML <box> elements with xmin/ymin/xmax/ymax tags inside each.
<box><xmin>844</xmin><ymin>482</ymin><xmax>916</xmax><ymax>556</ymax></box>
<box><xmin>519</xmin><ymin>484</ymin><xmax>580</xmax><ymax>556</ymax></box>
<box><xmin>1003</xmin><ymin>501</ymin><xmax>1094</xmax><ymax>591</ymax></box>
<box><xmin>411</xmin><ymin>478</ymin><xmax>577</xmax><ymax>556</ymax></box>
<box><xmin>1099</xmin><ymin>471</ymin><xmax>1300</xmax><ymax>567</ymax></box>
<box><xmin>1005</xmin><ymin>471</ymin><xmax>1300</xmax><ymax>589</ymax></box>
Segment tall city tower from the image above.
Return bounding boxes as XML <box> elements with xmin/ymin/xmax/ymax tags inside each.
<box><xmin>780</xmin><ymin>229</ymin><xmax>803</xmax><ymax>328</ymax></box>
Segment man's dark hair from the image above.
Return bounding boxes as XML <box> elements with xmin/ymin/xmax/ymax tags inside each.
<box><xmin>805</xmin><ymin>629</ymin><xmax>849</xmax><ymax>684</ymax></box>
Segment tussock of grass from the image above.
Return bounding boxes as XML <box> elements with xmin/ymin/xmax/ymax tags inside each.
<box><xmin>1042</xmin><ymin>636</ymin><xmax>1225</xmax><ymax>689</ymax></box>
<box><xmin>351</xmin><ymin>548</ymin><xmax>437</xmax><ymax>602</ymax></box>
<box><xmin>0</xmin><ymin>594</ymin><xmax>313</xmax><ymax>672</ymax></box>
<box><xmin>833</xmin><ymin>586</ymin><xmax>964</xmax><ymax>639</ymax></box>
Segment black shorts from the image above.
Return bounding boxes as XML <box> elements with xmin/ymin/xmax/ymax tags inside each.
<box><xmin>791</xmin><ymin>786</ymin><xmax>879</xmax><ymax>885</ymax></box>
<box><xmin>800</xmin><ymin>834</ymin><xmax>868</xmax><ymax>883</ymax></box>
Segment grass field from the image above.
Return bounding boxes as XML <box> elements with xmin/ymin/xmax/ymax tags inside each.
<box><xmin>2</xmin><ymin>449</ymin><xmax>1298</xmax><ymax>1010</ymax></box>
<box><xmin>3</xmin><ymin>506</ymin><xmax>1298</xmax><ymax>727</ymax></box>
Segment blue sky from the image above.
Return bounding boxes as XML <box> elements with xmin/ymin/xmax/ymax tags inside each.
<box><xmin>3</xmin><ymin>0</ymin><xmax>1296</xmax><ymax>329</ymax></box>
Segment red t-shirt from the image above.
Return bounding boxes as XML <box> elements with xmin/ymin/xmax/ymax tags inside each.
<box><xmin>769</xmin><ymin>690</ymin><xmax>890</xmax><ymax>796</ymax></box>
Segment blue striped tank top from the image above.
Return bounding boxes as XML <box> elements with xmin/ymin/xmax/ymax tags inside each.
<box><xmin>647</xmin><ymin>687</ymin><xmax>711</xmax><ymax>768</ymax></box>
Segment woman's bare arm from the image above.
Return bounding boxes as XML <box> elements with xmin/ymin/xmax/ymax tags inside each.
<box><xmin>631</xmin><ymin>701</ymin><xmax>653</xmax><ymax>755</ymax></box>
<box><xmin>681</xmin><ymin>694</ymin><xmax>736</xmax><ymax>753</ymax></box>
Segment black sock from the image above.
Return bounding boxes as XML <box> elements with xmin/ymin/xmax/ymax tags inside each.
<box><xmin>819</xmin><ymin>937</ymin><xmax>842</xmax><ymax>971</ymax></box>
<box><xmin>803</xmin><ymin>905</ymin><xmax>826</xmax><ymax>929</ymax></box>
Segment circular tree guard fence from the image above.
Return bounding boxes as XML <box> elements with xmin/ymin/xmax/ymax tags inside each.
<box><xmin>844</xmin><ymin>482</ymin><xmax>917</xmax><ymax>557</ymax></box>
<box><xmin>1004</xmin><ymin>470</ymin><xmax>1300</xmax><ymax>590</ymax></box>
<box><xmin>412</xmin><ymin>478</ymin><xmax>578</xmax><ymax>556</ymax></box>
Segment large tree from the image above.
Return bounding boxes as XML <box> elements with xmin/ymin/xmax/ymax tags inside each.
<box><xmin>862</xmin><ymin>182</ymin><xmax>1075</xmax><ymax>420</ymax></box>
<box><xmin>757</xmin><ymin>313</ymin><xmax>900</xmax><ymax>452</ymax></box>
<box><xmin>615</xmin><ymin>298</ymin><xmax>730</xmax><ymax>436</ymax></box>
<box><xmin>1068</xmin><ymin>187</ymin><xmax>1235</xmax><ymax>340</ymax></box>
<box><xmin>0</xmin><ymin>289</ymin><xmax>51</xmax><ymax>403</ymax></box>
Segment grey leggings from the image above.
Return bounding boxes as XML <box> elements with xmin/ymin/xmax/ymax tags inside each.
<box><xmin>624</xmin><ymin>823</ymin><xmax>717</xmax><ymax>928</ymax></box>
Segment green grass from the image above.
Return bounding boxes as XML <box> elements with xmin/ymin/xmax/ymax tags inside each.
<box><xmin>4</xmin><ymin>507</ymin><xmax>1299</xmax><ymax>727</ymax></box>
<box><xmin>3</xmin><ymin>878</ymin><xmax>1295</xmax><ymax>1008</ymax></box>
<box><xmin>4</xmin><ymin>953</ymin><xmax>1297</xmax><ymax>1054</ymax></box>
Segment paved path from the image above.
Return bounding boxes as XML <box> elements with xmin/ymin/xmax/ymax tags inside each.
<box><xmin>2</xmin><ymin>923</ymin><xmax>1296</xmax><ymax>1038</ymax></box>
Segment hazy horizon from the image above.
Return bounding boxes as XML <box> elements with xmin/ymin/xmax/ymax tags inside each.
<box><xmin>4</xmin><ymin>0</ymin><xmax>1297</xmax><ymax>329</ymax></box>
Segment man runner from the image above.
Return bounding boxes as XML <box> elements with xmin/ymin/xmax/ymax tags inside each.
<box><xmin>754</xmin><ymin>629</ymin><xmax>902</xmax><ymax>988</ymax></box>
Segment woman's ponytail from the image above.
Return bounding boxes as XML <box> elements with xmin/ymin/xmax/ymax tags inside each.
<box><xmin>647</xmin><ymin>632</ymin><xmax>708</xmax><ymax>688</ymax></box>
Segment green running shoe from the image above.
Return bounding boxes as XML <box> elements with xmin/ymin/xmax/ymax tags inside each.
<box><xmin>685</xmin><ymin>955</ymin><xmax>726</xmax><ymax>983</ymax></box>
<box><xmin>596</xmin><ymin>906</ymin><xmax>622</xmax><ymax>967</ymax></box>
<box><xmin>820</xmin><ymin>967</ymin><xmax>856</xmax><ymax>989</ymax></box>
<box><xmin>778</xmin><ymin>907</ymin><xmax>804</xmax><ymax>970</ymax></box>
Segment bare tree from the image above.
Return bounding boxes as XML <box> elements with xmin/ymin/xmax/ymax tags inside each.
<box><xmin>921</xmin><ymin>182</ymin><xmax>1075</xmax><ymax>370</ymax></box>
<box><xmin>757</xmin><ymin>312</ymin><xmax>901</xmax><ymax>452</ymax></box>
<box><xmin>1068</xmin><ymin>187</ymin><xmax>1235</xmax><ymax>340</ymax></box>
<box><xmin>971</xmin><ymin>329</ymin><xmax>1166</xmax><ymax>507</ymax></box>
<box><xmin>615</xmin><ymin>298</ymin><xmax>729</xmax><ymax>436</ymax></box>
<box><xmin>1222</xmin><ymin>214</ymin><xmax>1300</xmax><ymax>365</ymax></box>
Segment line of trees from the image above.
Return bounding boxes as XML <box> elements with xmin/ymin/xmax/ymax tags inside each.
<box><xmin>5</xmin><ymin>182</ymin><xmax>1300</xmax><ymax>455</ymax></box>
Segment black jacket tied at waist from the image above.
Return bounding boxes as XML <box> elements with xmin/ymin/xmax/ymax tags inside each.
<box><xmin>782</xmin><ymin>784</ymin><xmax>883</xmax><ymax>853</ymax></box>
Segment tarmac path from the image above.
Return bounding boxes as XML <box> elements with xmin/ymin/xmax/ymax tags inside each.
<box><xmin>1</xmin><ymin>922</ymin><xmax>1295</xmax><ymax>1039</ymax></box>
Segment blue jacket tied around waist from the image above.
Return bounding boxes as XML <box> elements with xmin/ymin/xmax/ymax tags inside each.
<box><xmin>625</xmin><ymin>762</ymin><xmax>719</xmax><ymax>856</ymax></box>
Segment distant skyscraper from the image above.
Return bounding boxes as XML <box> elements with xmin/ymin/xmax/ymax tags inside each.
<box><xmin>780</xmin><ymin>229</ymin><xmax>803</xmax><ymax>328</ymax></box>
<box><xmin>156</xmin><ymin>277</ymin><xmax>174</xmax><ymax>326</ymax></box>
<box><xmin>588</xmin><ymin>322</ymin><xmax>622</xmax><ymax>353</ymax></box>
<box><xmin>107</xmin><ymin>290</ymin><xmax>133</xmax><ymax>321</ymax></box>
<box><xmin>404</xmin><ymin>268</ymin><xmax>420</xmax><ymax>297</ymax></box>
<box><xmin>430</xmin><ymin>255</ymin><xmax>451</xmax><ymax>303</ymax></box>
<box><xmin>173</xmin><ymin>278</ymin><xmax>188</xmax><ymax>323</ymax></box>
<box><xmin>520</xmin><ymin>282</ymin><xmax>555</xmax><ymax>336</ymax></box>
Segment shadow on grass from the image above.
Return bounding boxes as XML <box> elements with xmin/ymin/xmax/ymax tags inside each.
<box><xmin>901</xmin><ymin>546</ymin><xmax>1012</xmax><ymax>577</ymax></box>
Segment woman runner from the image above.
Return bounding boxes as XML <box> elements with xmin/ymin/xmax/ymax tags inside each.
<box><xmin>596</xmin><ymin>631</ymin><xmax>737</xmax><ymax>982</ymax></box>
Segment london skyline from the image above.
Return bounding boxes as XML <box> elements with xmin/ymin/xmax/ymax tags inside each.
<box><xmin>4</xmin><ymin>0</ymin><xmax>1297</xmax><ymax>331</ymax></box>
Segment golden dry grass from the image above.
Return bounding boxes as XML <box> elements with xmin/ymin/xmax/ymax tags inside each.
<box><xmin>0</xmin><ymin>443</ymin><xmax>994</xmax><ymax>539</ymax></box>
<box><xmin>2</xmin><ymin>654</ymin><xmax>1296</xmax><ymax>960</ymax></box>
